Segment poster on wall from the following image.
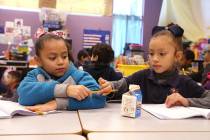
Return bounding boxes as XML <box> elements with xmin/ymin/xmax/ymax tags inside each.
<box><xmin>22</xmin><ymin>26</ymin><xmax>31</xmax><ymax>36</ymax></box>
<box><xmin>83</xmin><ymin>29</ymin><xmax>111</xmax><ymax>49</ymax></box>
<box><xmin>14</xmin><ymin>19</ymin><xmax>23</xmax><ymax>29</ymax></box>
<box><xmin>4</xmin><ymin>21</ymin><xmax>14</xmax><ymax>34</ymax></box>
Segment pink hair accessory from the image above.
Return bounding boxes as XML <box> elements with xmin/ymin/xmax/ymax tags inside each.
<box><xmin>34</xmin><ymin>27</ymin><xmax>67</xmax><ymax>39</ymax></box>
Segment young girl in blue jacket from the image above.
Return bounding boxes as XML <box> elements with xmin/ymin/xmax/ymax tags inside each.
<box><xmin>17</xmin><ymin>33</ymin><xmax>106</xmax><ymax>112</ymax></box>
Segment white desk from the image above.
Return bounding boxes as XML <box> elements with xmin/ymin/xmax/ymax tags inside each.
<box><xmin>0</xmin><ymin>111</ymin><xmax>82</xmax><ymax>135</ymax></box>
<box><xmin>88</xmin><ymin>132</ymin><xmax>210</xmax><ymax>140</ymax></box>
<box><xmin>0</xmin><ymin>134</ymin><xmax>86</xmax><ymax>140</ymax></box>
<box><xmin>79</xmin><ymin>103</ymin><xmax>210</xmax><ymax>133</ymax></box>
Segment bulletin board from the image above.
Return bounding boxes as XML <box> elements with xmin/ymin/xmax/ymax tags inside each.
<box><xmin>83</xmin><ymin>29</ymin><xmax>111</xmax><ymax>49</ymax></box>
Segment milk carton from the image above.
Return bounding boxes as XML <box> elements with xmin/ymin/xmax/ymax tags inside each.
<box><xmin>121</xmin><ymin>85</ymin><xmax>142</xmax><ymax>118</ymax></box>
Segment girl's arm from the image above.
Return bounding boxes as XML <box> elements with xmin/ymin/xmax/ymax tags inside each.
<box><xmin>17</xmin><ymin>70</ymin><xmax>58</xmax><ymax>105</ymax></box>
<box><xmin>72</xmin><ymin>70</ymin><xmax>100</xmax><ymax>90</ymax></box>
<box><xmin>25</xmin><ymin>94</ymin><xmax>106</xmax><ymax>112</ymax></box>
<box><xmin>165</xmin><ymin>90</ymin><xmax>210</xmax><ymax>109</ymax></box>
<box><xmin>165</xmin><ymin>92</ymin><xmax>189</xmax><ymax>107</ymax></box>
<box><xmin>188</xmin><ymin>90</ymin><xmax>210</xmax><ymax>109</ymax></box>
<box><xmin>99</xmin><ymin>78</ymin><xmax>128</xmax><ymax>97</ymax></box>
<box><xmin>67</xmin><ymin>94</ymin><xmax>106</xmax><ymax>110</ymax></box>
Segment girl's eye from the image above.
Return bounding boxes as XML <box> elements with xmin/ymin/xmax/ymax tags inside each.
<box><xmin>149</xmin><ymin>52</ymin><xmax>154</xmax><ymax>56</ymax></box>
<box><xmin>49</xmin><ymin>57</ymin><xmax>56</xmax><ymax>60</ymax></box>
<box><xmin>159</xmin><ymin>52</ymin><xmax>167</xmax><ymax>56</ymax></box>
<box><xmin>62</xmin><ymin>55</ymin><xmax>68</xmax><ymax>59</ymax></box>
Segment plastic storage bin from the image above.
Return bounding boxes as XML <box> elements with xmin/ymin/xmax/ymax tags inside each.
<box><xmin>117</xmin><ymin>64</ymin><xmax>149</xmax><ymax>76</ymax></box>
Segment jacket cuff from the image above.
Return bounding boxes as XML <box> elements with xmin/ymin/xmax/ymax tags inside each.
<box><xmin>55</xmin><ymin>98</ymin><xmax>68</xmax><ymax>110</ymax></box>
<box><xmin>54</xmin><ymin>84</ymin><xmax>68</xmax><ymax>97</ymax></box>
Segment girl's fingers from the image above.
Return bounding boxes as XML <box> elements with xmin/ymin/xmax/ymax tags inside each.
<box><xmin>98</xmin><ymin>77</ymin><xmax>106</xmax><ymax>85</ymax></box>
<box><xmin>165</xmin><ymin>96</ymin><xmax>169</xmax><ymax>107</ymax></box>
<box><xmin>84</xmin><ymin>87</ymin><xmax>92</xmax><ymax>96</ymax></box>
<box><xmin>165</xmin><ymin>95</ymin><xmax>176</xmax><ymax>108</ymax></box>
<box><xmin>100</xmin><ymin>85</ymin><xmax>112</xmax><ymax>96</ymax></box>
<box><xmin>100</xmin><ymin>82</ymin><xmax>110</xmax><ymax>89</ymax></box>
<box><xmin>25</xmin><ymin>106</ymin><xmax>40</xmax><ymax>112</ymax></box>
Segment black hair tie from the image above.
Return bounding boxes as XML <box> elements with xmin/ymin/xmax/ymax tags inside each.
<box><xmin>151</xmin><ymin>26</ymin><xmax>165</xmax><ymax>36</ymax></box>
<box><xmin>152</xmin><ymin>24</ymin><xmax>184</xmax><ymax>37</ymax></box>
<box><xmin>168</xmin><ymin>24</ymin><xmax>184</xmax><ymax>37</ymax></box>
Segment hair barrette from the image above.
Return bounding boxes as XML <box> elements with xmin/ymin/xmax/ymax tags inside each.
<box><xmin>34</xmin><ymin>27</ymin><xmax>67</xmax><ymax>39</ymax></box>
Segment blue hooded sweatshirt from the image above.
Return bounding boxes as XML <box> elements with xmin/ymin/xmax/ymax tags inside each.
<box><xmin>17</xmin><ymin>63</ymin><xmax>106</xmax><ymax>110</ymax></box>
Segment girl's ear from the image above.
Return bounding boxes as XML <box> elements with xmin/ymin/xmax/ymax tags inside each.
<box><xmin>175</xmin><ymin>51</ymin><xmax>183</xmax><ymax>63</ymax></box>
<box><xmin>34</xmin><ymin>55</ymin><xmax>42</xmax><ymax>67</ymax></box>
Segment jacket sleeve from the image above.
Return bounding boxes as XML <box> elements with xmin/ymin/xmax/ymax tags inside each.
<box><xmin>17</xmin><ymin>70</ymin><xmax>58</xmax><ymax>106</ymax></box>
<box><xmin>72</xmin><ymin>70</ymin><xmax>100</xmax><ymax>90</ymax></box>
<box><xmin>188</xmin><ymin>90</ymin><xmax>210</xmax><ymax>109</ymax></box>
<box><xmin>68</xmin><ymin>94</ymin><xmax>106</xmax><ymax>110</ymax></box>
<box><xmin>65</xmin><ymin>68</ymin><xmax>106</xmax><ymax>110</ymax></box>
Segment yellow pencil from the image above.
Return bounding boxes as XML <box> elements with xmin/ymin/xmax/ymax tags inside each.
<box><xmin>182</xmin><ymin>68</ymin><xmax>186</xmax><ymax>75</ymax></box>
<box><xmin>35</xmin><ymin>111</ymin><xmax>45</xmax><ymax>115</ymax></box>
<box><xmin>91</xmin><ymin>89</ymin><xmax>118</xmax><ymax>94</ymax></box>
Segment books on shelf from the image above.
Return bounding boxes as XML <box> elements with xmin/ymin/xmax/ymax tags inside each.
<box><xmin>142</xmin><ymin>104</ymin><xmax>210</xmax><ymax>120</ymax></box>
<box><xmin>0</xmin><ymin>100</ymin><xmax>56</xmax><ymax>119</ymax></box>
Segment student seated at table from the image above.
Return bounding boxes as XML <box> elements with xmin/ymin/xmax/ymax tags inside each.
<box><xmin>179</xmin><ymin>49</ymin><xmax>203</xmax><ymax>82</ymax></box>
<box><xmin>180</xmin><ymin>49</ymin><xmax>195</xmax><ymax>71</ymax></box>
<box><xmin>0</xmin><ymin>70</ymin><xmax>22</xmax><ymax>102</ymax></box>
<box><xmin>17</xmin><ymin>33</ymin><xmax>106</xmax><ymax>112</ymax></box>
<box><xmin>75</xmin><ymin>49</ymin><xmax>91</xmax><ymax>69</ymax></box>
<box><xmin>83</xmin><ymin>43</ymin><xmax>123</xmax><ymax>82</ymax></box>
<box><xmin>83</xmin><ymin>43</ymin><xmax>123</xmax><ymax>100</ymax></box>
<box><xmin>98</xmin><ymin>24</ymin><xmax>210</xmax><ymax>109</ymax></box>
<box><xmin>202</xmin><ymin>48</ymin><xmax>210</xmax><ymax>89</ymax></box>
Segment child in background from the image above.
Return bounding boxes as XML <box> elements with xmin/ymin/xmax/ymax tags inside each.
<box><xmin>202</xmin><ymin>47</ymin><xmax>210</xmax><ymax>79</ymax></box>
<box><xmin>0</xmin><ymin>70</ymin><xmax>22</xmax><ymax>102</ymax></box>
<box><xmin>0</xmin><ymin>68</ymin><xmax>7</xmax><ymax>93</ymax></box>
<box><xmin>180</xmin><ymin>49</ymin><xmax>195</xmax><ymax>71</ymax></box>
<box><xmin>75</xmin><ymin>49</ymin><xmax>90</xmax><ymax>69</ymax></box>
<box><xmin>17</xmin><ymin>34</ymin><xmax>106</xmax><ymax>112</ymax></box>
<box><xmin>99</xmin><ymin>24</ymin><xmax>210</xmax><ymax>109</ymax></box>
<box><xmin>84</xmin><ymin>43</ymin><xmax>123</xmax><ymax>82</ymax></box>
<box><xmin>201</xmin><ymin>47</ymin><xmax>210</xmax><ymax>89</ymax></box>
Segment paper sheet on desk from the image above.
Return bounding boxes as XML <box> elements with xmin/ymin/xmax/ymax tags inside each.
<box><xmin>142</xmin><ymin>104</ymin><xmax>210</xmax><ymax>120</ymax></box>
<box><xmin>0</xmin><ymin>100</ymin><xmax>61</xmax><ymax>119</ymax></box>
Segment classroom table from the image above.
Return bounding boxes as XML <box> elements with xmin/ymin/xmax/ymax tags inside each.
<box><xmin>0</xmin><ymin>111</ymin><xmax>82</xmax><ymax>135</ymax></box>
<box><xmin>88</xmin><ymin>132</ymin><xmax>210</xmax><ymax>140</ymax></box>
<box><xmin>78</xmin><ymin>103</ymin><xmax>210</xmax><ymax>133</ymax></box>
<box><xmin>0</xmin><ymin>134</ymin><xmax>86</xmax><ymax>140</ymax></box>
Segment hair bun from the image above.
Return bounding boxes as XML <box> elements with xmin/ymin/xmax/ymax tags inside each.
<box><xmin>168</xmin><ymin>24</ymin><xmax>184</xmax><ymax>37</ymax></box>
<box><xmin>151</xmin><ymin>24</ymin><xmax>184</xmax><ymax>37</ymax></box>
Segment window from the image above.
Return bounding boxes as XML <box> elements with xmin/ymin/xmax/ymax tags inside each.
<box><xmin>0</xmin><ymin>0</ymin><xmax>112</xmax><ymax>16</ymax></box>
<box><xmin>112</xmin><ymin>0</ymin><xmax>144</xmax><ymax>57</ymax></box>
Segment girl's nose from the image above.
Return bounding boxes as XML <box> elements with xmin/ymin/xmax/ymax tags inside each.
<box><xmin>57</xmin><ymin>57</ymin><xmax>64</xmax><ymax>65</ymax></box>
<box><xmin>152</xmin><ymin>55</ymin><xmax>159</xmax><ymax>62</ymax></box>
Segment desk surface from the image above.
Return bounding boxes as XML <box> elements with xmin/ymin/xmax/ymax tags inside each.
<box><xmin>88</xmin><ymin>132</ymin><xmax>210</xmax><ymax>140</ymax></box>
<box><xmin>0</xmin><ymin>111</ymin><xmax>82</xmax><ymax>135</ymax></box>
<box><xmin>79</xmin><ymin>103</ymin><xmax>210</xmax><ymax>132</ymax></box>
<box><xmin>0</xmin><ymin>134</ymin><xmax>86</xmax><ymax>140</ymax></box>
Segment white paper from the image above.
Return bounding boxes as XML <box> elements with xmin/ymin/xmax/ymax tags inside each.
<box><xmin>142</xmin><ymin>104</ymin><xmax>210</xmax><ymax>120</ymax></box>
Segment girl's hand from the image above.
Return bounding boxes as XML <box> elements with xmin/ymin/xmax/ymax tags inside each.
<box><xmin>98</xmin><ymin>77</ymin><xmax>113</xmax><ymax>96</ymax></box>
<box><xmin>66</xmin><ymin>85</ymin><xmax>91</xmax><ymax>101</ymax></box>
<box><xmin>165</xmin><ymin>92</ymin><xmax>190</xmax><ymax>108</ymax></box>
<box><xmin>25</xmin><ymin>100</ymin><xmax>57</xmax><ymax>112</ymax></box>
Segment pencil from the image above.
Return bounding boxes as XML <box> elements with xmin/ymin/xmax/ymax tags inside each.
<box><xmin>182</xmin><ymin>68</ymin><xmax>186</xmax><ymax>75</ymax></box>
<box><xmin>35</xmin><ymin>111</ymin><xmax>45</xmax><ymax>115</ymax></box>
<box><xmin>91</xmin><ymin>89</ymin><xmax>118</xmax><ymax>94</ymax></box>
